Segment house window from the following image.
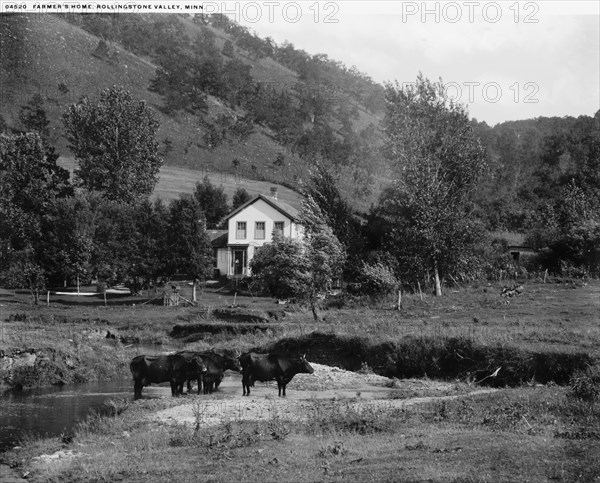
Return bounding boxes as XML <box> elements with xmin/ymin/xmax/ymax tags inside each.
<box><xmin>236</xmin><ymin>221</ymin><xmax>246</xmax><ymax>239</ymax></box>
<box><xmin>274</xmin><ymin>221</ymin><xmax>284</xmax><ymax>236</ymax></box>
<box><xmin>255</xmin><ymin>221</ymin><xmax>265</xmax><ymax>239</ymax></box>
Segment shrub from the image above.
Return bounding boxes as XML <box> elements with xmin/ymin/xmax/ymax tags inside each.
<box><xmin>348</xmin><ymin>261</ymin><xmax>399</xmax><ymax>297</ymax></box>
<box><xmin>568</xmin><ymin>365</ymin><xmax>600</xmax><ymax>402</ymax></box>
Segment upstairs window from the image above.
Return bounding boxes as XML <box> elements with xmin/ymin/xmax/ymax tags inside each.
<box><xmin>255</xmin><ymin>221</ymin><xmax>266</xmax><ymax>239</ymax></box>
<box><xmin>236</xmin><ymin>221</ymin><xmax>246</xmax><ymax>239</ymax></box>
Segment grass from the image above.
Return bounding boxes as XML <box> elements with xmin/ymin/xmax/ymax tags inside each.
<box><xmin>3</xmin><ymin>385</ymin><xmax>598</xmax><ymax>482</ymax></box>
<box><xmin>1</xmin><ymin>280</ymin><xmax>598</xmax><ymax>479</ymax></box>
<box><xmin>1</xmin><ymin>280</ymin><xmax>598</xmax><ymax>389</ymax></box>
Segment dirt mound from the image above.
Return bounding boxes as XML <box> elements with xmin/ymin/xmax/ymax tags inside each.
<box><xmin>292</xmin><ymin>362</ymin><xmax>391</xmax><ymax>391</ymax></box>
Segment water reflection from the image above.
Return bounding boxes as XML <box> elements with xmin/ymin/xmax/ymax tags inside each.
<box><xmin>0</xmin><ymin>379</ymin><xmax>132</xmax><ymax>452</ymax></box>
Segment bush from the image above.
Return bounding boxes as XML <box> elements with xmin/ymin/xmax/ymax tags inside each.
<box><xmin>569</xmin><ymin>365</ymin><xmax>600</xmax><ymax>401</ymax></box>
<box><xmin>348</xmin><ymin>261</ymin><xmax>399</xmax><ymax>297</ymax></box>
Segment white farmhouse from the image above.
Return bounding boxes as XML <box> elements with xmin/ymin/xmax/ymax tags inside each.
<box><xmin>210</xmin><ymin>188</ymin><xmax>302</xmax><ymax>278</ymax></box>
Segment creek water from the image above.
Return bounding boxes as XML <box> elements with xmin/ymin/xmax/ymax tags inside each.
<box><xmin>0</xmin><ymin>379</ymin><xmax>134</xmax><ymax>453</ymax></box>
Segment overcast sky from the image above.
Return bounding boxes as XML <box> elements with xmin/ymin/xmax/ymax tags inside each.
<box><xmin>231</xmin><ymin>0</ymin><xmax>600</xmax><ymax>126</ymax></box>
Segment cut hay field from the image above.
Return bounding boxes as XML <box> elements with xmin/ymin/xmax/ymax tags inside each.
<box><xmin>56</xmin><ymin>157</ymin><xmax>305</xmax><ymax>209</ymax></box>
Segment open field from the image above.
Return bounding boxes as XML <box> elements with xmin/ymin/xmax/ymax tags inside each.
<box><xmin>56</xmin><ymin>158</ymin><xmax>305</xmax><ymax>209</ymax></box>
<box><xmin>3</xmin><ymin>279</ymin><xmax>599</xmax><ymax>356</ymax></box>
<box><xmin>1</xmin><ymin>280</ymin><xmax>598</xmax><ymax>481</ymax></box>
<box><xmin>2</xmin><ymin>379</ymin><xmax>599</xmax><ymax>482</ymax></box>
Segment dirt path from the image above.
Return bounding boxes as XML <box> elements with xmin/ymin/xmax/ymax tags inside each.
<box><xmin>149</xmin><ymin>363</ymin><xmax>497</xmax><ymax>427</ymax></box>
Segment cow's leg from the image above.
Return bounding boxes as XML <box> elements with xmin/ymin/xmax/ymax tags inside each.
<box><xmin>134</xmin><ymin>380</ymin><xmax>143</xmax><ymax>399</ymax></box>
<box><xmin>187</xmin><ymin>378</ymin><xmax>193</xmax><ymax>393</ymax></box>
<box><xmin>170</xmin><ymin>380</ymin><xmax>180</xmax><ymax>397</ymax></box>
<box><xmin>197</xmin><ymin>377</ymin><xmax>202</xmax><ymax>395</ymax></box>
<box><xmin>242</xmin><ymin>374</ymin><xmax>250</xmax><ymax>396</ymax></box>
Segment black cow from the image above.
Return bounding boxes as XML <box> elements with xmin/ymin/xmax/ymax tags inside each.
<box><xmin>177</xmin><ymin>350</ymin><xmax>242</xmax><ymax>394</ymax></box>
<box><xmin>130</xmin><ymin>353</ymin><xmax>206</xmax><ymax>399</ymax></box>
<box><xmin>239</xmin><ymin>352</ymin><xmax>314</xmax><ymax>397</ymax></box>
<box><xmin>199</xmin><ymin>350</ymin><xmax>242</xmax><ymax>394</ymax></box>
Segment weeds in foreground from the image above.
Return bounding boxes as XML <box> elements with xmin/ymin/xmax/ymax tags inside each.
<box><xmin>305</xmin><ymin>400</ymin><xmax>409</xmax><ymax>436</ymax></box>
<box><xmin>568</xmin><ymin>364</ymin><xmax>600</xmax><ymax>402</ymax></box>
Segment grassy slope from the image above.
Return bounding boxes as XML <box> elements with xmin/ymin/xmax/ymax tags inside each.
<box><xmin>2</xmin><ymin>14</ymin><xmax>385</xmax><ymax>210</ymax></box>
<box><xmin>58</xmin><ymin>156</ymin><xmax>305</xmax><ymax>208</ymax></box>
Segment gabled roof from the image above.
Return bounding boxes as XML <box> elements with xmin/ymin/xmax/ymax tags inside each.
<box><xmin>225</xmin><ymin>194</ymin><xmax>300</xmax><ymax>222</ymax></box>
<box><xmin>208</xmin><ymin>230</ymin><xmax>228</xmax><ymax>248</ymax></box>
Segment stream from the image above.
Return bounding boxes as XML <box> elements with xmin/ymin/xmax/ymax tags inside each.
<box><xmin>0</xmin><ymin>379</ymin><xmax>134</xmax><ymax>453</ymax></box>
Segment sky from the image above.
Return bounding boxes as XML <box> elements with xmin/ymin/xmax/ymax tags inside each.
<box><xmin>229</xmin><ymin>0</ymin><xmax>600</xmax><ymax>126</ymax></box>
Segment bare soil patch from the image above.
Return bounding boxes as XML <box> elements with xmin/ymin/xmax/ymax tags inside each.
<box><xmin>149</xmin><ymin>363</ymin><xmax>496</xmax><ymax>427</ymax></box>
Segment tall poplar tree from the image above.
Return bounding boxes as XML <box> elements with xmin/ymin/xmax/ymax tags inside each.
<box><xmin>63</xmin><ymin>85</ymin><xmax>162</xmax><ymax>204</ymax></box>
<box><xmin>382</xmin><ymin>73</ymin><xmax>486</xmax><ymax>296</ymax></box>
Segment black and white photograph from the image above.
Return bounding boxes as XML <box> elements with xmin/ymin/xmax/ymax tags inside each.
<box><xmin>1</xmin><ymin>1</ymin><xmax>599</xmax><ymax>481</ymax></box>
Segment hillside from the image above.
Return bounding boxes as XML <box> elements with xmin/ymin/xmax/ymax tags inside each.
<box><xmin>1</xmin><ymin>13</ymin><xmax>598</xmax><ymax>231</ymax></box>
<box><xmin>57</xmin><ymin>156</ymin><xmax>304</xmax><ymax>209</ymax></box>
<box><xmin>0</xmin><ymin>13</ymin><xmax>387</xmax><ymax>211</ymax></box>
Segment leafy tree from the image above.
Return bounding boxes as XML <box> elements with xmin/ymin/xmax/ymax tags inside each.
<box><xmin>18</xmin><ymin>94</ymin><xmax>62</xmax><ymax>168</ymax></box>
<box><xmin>382</xmin><ymin>74</ymin><xmax>487</xmax><ymax>296</ymax></box>
<box><xmin>251</xmin><ymin>200</ymin><xmax>345</xmax><ymax>322</ymax></box>
<box><xmin>232</xmin><ymin>187</ymin><xmax>251</xmax><ymax>210</ymax></box>
<box><xmin>40</xmin><ymin>193</ymin><xmax>97</xmax><ymax>289</ymax></box>
<box><xmin>230</xmin><ymin>116</ymin><xmax>255</xmax><ymax>142</ymax></box>
<box><xmin>167</xmin><ymin>194</ymin><xmax>214</xmax><ymax>284</ymax></box>
<box><xmin>0</xmin><ymin>133</ymin><xmax>72</xmax><ymax>302</ymax></box>
<box><xmin>301</xmin><ymin>162</ymin><xmax>364</xmax><ymax>253</ymax></box>
<box><xmin>274</xmin><ymin>152</ymin><xmax>285</xmax><ymax>167</ymax></box>
<box><xmin>132</xmin><ymin>198</ymin><xmax>171</xmax><ymax>288</ymax></box>
<box><xmin>250</xmin><ymin>234</ymin><xmax>310</xmax><ymax>299</ymax></box>
<box><xmin>302</xmin><ymin>223</ymin><xmax>346</xmax><ymax>321</ymax></box>
<box><xmin>0</xmin><ymin>251</ymin><xmax>46</xmax><ymax>304</ymax></box>
<box><xmin>19</xmin><ymin>94</ymin><xmax>50</xmax><ymax>140</ymax></box>
<box><xmin>63</xmin><ymin>85</ymin><xmax>163</xmax><ymax>204</ymax></box>
<box><xmin>0</xmin><ymin>133</ymin><xmax>71</xmax><ymax>256</ymax></box>
<box><xmin>91</xmin><ymin>200</ymin><xmax>139</xmax><ymax>288</ymax></box>
<box><xmin>222</xmin><ymin>39</ymin><xmax>234</xmax><ymax>58</ymax></box>
<box><xmin>193</xmin><ymin>176</ymin><xmax>229</xmax><ymax>228</ymax></box>
<box><xmin>299</xmin><ymin>197</ymin><xmax>346</xmax><ymax>319</ymax></box>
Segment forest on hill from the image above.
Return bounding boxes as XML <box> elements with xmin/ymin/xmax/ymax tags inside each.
<box><xmin>1</xmin><ymin>13</ymin><xmax>599</xmax><ymax>300</ymax></box>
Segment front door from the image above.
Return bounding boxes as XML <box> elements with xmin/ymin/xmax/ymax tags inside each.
<box><xmin>232</xmin><ymin>248</ymin><xmax>247</xmax><ymax>276</ymax></box>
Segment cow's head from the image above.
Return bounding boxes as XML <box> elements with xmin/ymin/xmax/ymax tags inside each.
<box><xmin>225</xmin><ymin>354</ymin><xmax>243</xmax><ymax>372</ymax></box>
<box><xmin>298</xmin><ymin>354</ymin><xmax>314</xmax><ymax>374</ymax></box>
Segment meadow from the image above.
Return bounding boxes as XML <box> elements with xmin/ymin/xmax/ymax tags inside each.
<box><xmin>1</xmin><ymin>278</ymin><xmax>599</xmax><ymax>482</ymax></box>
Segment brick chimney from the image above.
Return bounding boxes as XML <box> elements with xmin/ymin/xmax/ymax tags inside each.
<box><xmin>270</xmin><ymin>186</ymin><xmax>278</xmax><ymax>200</ymax></box>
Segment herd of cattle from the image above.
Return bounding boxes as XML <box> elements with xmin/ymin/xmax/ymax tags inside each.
<box><xmin>129</xmin><ymin>350</ymin><xmax>315</xmax><ymax>399</ymax></box>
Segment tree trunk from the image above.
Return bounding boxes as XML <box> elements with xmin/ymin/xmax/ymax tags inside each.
<box><xmin>310</xmin><ymin>299</ymin><xmax>321</xmax><ymax>322</ymax></box>
<box><xmin>192</xmin><ymin>281</ymin><xmax>197</xmax><ymax>303</ymax></box>
<box><xmin>433</xmin><ymin>259</ymin><xmax>442</xmax><ymax>297</ymax></box>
